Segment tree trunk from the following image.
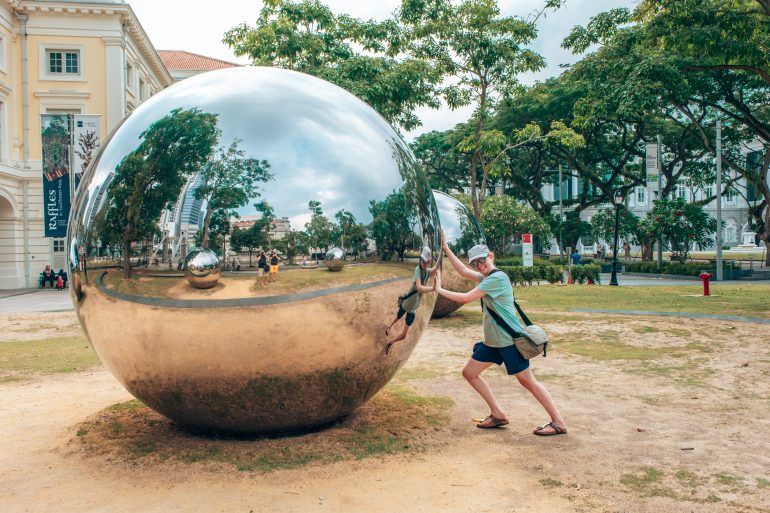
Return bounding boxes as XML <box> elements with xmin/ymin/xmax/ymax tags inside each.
<box><xmin>641</xmin><ymin>240</ymin><xmax>653</xmax><ymax>261</ymax></box>
<box><xmin>201</xmin><ymin>204</ymin><xmax>212</xmax><ymax>249</ymax></box>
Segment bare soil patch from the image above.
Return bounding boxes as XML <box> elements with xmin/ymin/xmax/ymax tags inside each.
<box><xmin>71</xmin><ymin>386</ymin><xmax>451</xmax><ymax>472</ymax></box>
<box><xmin>1</xmin><ymin>309</ymin><xmax>768</xmax><ymax>512</ymax></box>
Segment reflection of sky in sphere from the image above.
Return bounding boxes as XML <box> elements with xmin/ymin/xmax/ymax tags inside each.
<box><xmin>88</xmin><ymin>67</ymin><xmax>409</xmax><ymax>230</ymax></box>
<box><xmin>432</xmin><ymin>190</ymin><xmax>484</xmax><ymax>255</ymax></box>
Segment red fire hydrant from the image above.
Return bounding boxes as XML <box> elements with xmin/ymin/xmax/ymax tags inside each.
<box><xmin>699</xmin><ymin>272</ymin><xmax>712</xmax><ymax>296</ymax></box>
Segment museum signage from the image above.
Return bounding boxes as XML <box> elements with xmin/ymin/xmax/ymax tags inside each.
<box><xmin>41</xmin><ymin>114</ymin><xmax>72</xmax><ymax>238</ymax></box>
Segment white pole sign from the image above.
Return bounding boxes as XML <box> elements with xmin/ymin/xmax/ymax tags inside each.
<box><xmin>522</xmin><ymin>233</ymin><xmax>534</xmax><ymax>267</ymax></box>
<box><xmin>73</xmin><ymin>115</ymin><xmax>101</xmax><ymax>190</ymax></box>
<box><xmin>645</xmin><ymin>143</ymin><xmax>658</xmax><ymax>183</ymax></box>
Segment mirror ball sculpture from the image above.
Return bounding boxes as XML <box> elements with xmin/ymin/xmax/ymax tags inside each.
<box><xmin>67</xmin><ymin>67</ymin><xmax>440</xmax><ymax>434</ymax></box>
<box><xmin>431</xmin><ymin>191</ymin><xmax>485</xmax><ymax>318</ymax></box>
<box><xmin>184</xmin><ymin>248</ymin><xmax>221</xmax><ymax>289</ymax></box>
<box><xmin>324</xmin><ymin>247</ymin><xmax>345</xmax><ymax>272</ymax></box>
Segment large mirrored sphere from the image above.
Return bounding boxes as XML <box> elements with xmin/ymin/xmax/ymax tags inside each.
<box><xmin>67</xmin><ymin>67</ymin><xmax>440</xmax><ymax>435</ymax></box>
<box><xmin>324</xmin><ymin>247</ymin><xmax>345</xmax><ymax>272</ymax></box>
<box><xmin>184</xmin><ymin>248</ymin><xmax>221</xmax><ymax>289</ymax></box>
<box><xmin>432</xmin><ymin>191</ymin><xmax>485</xmax><ymax>318</ymax></box>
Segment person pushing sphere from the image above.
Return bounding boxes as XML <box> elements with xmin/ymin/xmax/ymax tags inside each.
<box><xmin>434</xmin><ymin>234</ymin><xmax>567</xmax><ymax>435</ymax></box>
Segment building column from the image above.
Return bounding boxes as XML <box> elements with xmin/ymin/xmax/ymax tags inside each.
<box><xmin>103</xmin><ymin>36</ymin><xmax>126</xmax><ymax>133</ymax></box>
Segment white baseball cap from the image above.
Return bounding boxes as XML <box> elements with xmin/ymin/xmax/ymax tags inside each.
<box><xmin>420</xmin><ymin>246</ymin><xmax>432</xmax><ymax>262</ymax></box>
<box><xmin>467</xmin><ymin>244</ymin><xmax>490</xmax><ymax>263</ymax></box>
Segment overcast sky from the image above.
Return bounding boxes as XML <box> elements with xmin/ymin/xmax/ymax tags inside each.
<box><xmin>128</xmin><ymin>0</ymin><xmax>636</xmax><ymax>140</ymax></box>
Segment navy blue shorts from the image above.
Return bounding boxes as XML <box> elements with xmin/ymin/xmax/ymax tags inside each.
<box><xmin>397</xmin><ymin>307</ymin><xmax>416</xmax><ymax>326</ymax></box>
<box><xmin>472</xmin><ymin>341</ymin><xmax>529</xmax><ymax>375</ymax></box>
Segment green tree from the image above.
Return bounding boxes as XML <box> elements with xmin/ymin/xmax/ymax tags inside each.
<box><xmin>195</xmin><ymin>139</ymin><xmax>272</xmax><ymax>249</ymax></box>
<box><xmin>304</xmin><ymin>201</ymin><xmax>335</xmax><ymax>253</ymax></box>
<box><xmin>101</xmin><ymin>108</ymin><xmax>220</xmax><ymax>277</ymax></box>
<box><xmin>550</xmin><ymin>210</ymin><xmax>591</xmax><ymax>254</ymax></box>
<box><xmin>223</xmin><ymin>0</ymin><xmax>442</xmax><ymax>131</ymax></box>
<box><xmin>230</xmin><ymin>222</ymin><xmax>269</xmax><ymax>267</ymax></box>
<box><xmin>368</xmin><ymin>189</ymin><xmax>416</xmax><ymax>261</ymax></box>
<box><xmin>650</xmin><ymin>198</ymin><xmax>718</xmax><ymax>263</ymax></box>
<box><xmin>274</xmin><ymin>229</ymin><xmax>307</xmax><ymax>264</ymax></box>
<box><xmin>590</xmin><ymin>206</ymin><xmax>657</xmax><ymax>261</ymax></box>
<box><xmin>564</xmin><ymin>0</ymin><xmax>770</xmax><ymax>263</ymax></box>
<box><xmin>471</xmin><ymin>194</ymin><xmax>551</xmax><ymax>256</ymax></box>
<box><xmin>398</xmin><ymin>0</ymin><xmax>567</xmax><ymax>217</ymax></box>
<box><xmin>194</xmin><ymin>210</ymin><xmax>231</xmax><ymax>258</ymax></box>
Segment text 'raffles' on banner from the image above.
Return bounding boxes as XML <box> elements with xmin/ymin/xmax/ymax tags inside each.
<box><xmin>41</xmin><ymin>114</ymin><xmax>71</xmax><ymax>238</ymax></box>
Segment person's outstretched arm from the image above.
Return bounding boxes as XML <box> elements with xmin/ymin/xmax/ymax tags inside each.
<box><xmin>434</xmin><ymin>270</ymin><xmax>486</xmax><ymax>303</ymax></box>
<box><xmin>441</xmin><ymin>232</ymin><xmax>482</xmax><ymax>282</ymax></box>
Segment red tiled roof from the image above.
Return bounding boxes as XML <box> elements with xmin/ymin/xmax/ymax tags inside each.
<box><xmin>157</xmin><ymin>50</ymin><xmax>241</xmax><ymax>72</ymax></box>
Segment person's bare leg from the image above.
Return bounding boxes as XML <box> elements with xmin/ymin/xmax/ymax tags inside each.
<box><xmin>385</xmin><ymin>316</ymin><xmax>399</xmax><ymax>335</ymax></box>
<box><xmin>462</xmin><ymin>359</ymin><xmax>506</xmax><ymax>420</ymax></box>
<box><xmin>385</xmin><ymin>325</ymin><xmax>409</xmax><ymax>354</ymax></box>
<box><xmin>515</xmin><ymin>368</ymin><xmax>566</xmax><ymax>430</ymax></box>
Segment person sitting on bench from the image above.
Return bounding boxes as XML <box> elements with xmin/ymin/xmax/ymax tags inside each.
<box><xmin>40</xmin><ymin>265</ymin><xmax>56</xmax><ymax>288</ymax></box>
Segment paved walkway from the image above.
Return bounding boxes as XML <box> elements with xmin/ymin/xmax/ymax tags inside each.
<box><xmin>597</xmin><ymin>273</ymin><xmax>770</xmax><ymax>286</ymax></box>
<box><xmin>0</xmin><ymin>289</ymin><xmax>73</xmax><ymax>314</ymax></box>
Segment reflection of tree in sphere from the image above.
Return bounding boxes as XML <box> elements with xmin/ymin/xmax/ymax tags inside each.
<box><xmin>67</xmin><ymin>67</ymin><xmax>440</xmax><ymax>435</ymax></box>
<box><xmin>431</xmin><ymin>191</ymin><xmax>485</xmax><ymax>318</ymax></box>
<box><xmin>325</xmin><ymin>247</ymin><xmax>345</xmax><ymax>272</ymax></box>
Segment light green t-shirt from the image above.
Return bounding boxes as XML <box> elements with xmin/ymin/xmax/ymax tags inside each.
<box><xmin>401</xmin><ymin>265</ymin><xmax>427</xmax><ymax>313</ymax></box>
<box><xmin>477</xmin><ymin>270</ymin><xmax>525</xmax><ymax>348</ymax></box>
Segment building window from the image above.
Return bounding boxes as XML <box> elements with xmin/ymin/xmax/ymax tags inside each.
<box><xmin>139</xmin><ymin>77</ymin><xmax>146</xmax><ymax>101</ymax></box>
<box><xmin>48</xmin><ymin>50</ymin><xmax>79</xmax><ymax>75</ymax></box>
<box><xmin>725</xmin><ymin>187</ymin><xmax>736</xmax><ymax>204</ymax></box>
<box><xmin>636</xmin><ymin>187</ymin><xmax>646</xmax><ymax>205</ymax></box>
<box><xmin>53</xmin><ymin>239</ymin><xmax>65</xmax><ymax>252</ymax></box>
<box><xmin>704</xmin><ymin>184</ymin><xmax>714</xmax><ymax>199</ymax></box>
<box><xmin>675</xmin><ymin>185</ymin><xmax>689</xmax><ymax>202</ymax></box>
<box><xmin>126</xmin><ymin>62</ymin><xmax>135</xmax><ymax>91</ymax></box>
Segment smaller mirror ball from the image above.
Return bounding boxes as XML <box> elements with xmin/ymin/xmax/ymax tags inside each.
<box><xmin>325</xmin><ymin>247</ymin><xmax>345</xmax><ymax>272</ymax></box>
<box><xmin>184</xmin><ymin>248</ymin><xmax>221</xmax><ymax>289</ymax></box>
<box><xmin>67</xmin><ymin>67</ymin><xmax>441</xmax><ymax>434</ymax></box>
<box><xmin>431</xmin><ymin>191</ymin><xmax>485</xmax><ymax>318</ymax></box>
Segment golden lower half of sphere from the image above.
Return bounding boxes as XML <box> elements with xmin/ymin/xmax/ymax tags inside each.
<box><xmin>432</xmin><ymin>264</ymin><xmax>474</xmax><ymax>318</ymax></box>
<box><xmin>75</xmin><ymin>266</ymin><xmax>434</xmax><ymax>434</ymax></box>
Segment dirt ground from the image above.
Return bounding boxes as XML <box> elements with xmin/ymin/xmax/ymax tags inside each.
<box><xmin>1</xmin><ymin>310</ymin><xmax>768</xmax><ymax>513</ymax></box>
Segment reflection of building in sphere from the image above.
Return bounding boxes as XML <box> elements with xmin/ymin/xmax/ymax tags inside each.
<box><xmin>67</xmin><ymin>67</ymin><xmax>440</xmax><ymax>435</ymax></box>
<box><xmin>325</xmin><ymin>247</ymin><xmax>345</xmax><ymax>271</ymax></box>
<box><xmin>184</xmin><ymin>248</ymin><xmax>221</xmax><ymax>289</ymax></box>
<box><xmin>431</xmin><ymin>190</ymin><xmax>485</xmax><ymax>318</ymax></box>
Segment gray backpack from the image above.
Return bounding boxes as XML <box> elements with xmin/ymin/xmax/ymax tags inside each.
<box><xmin>481</xmin><ymin>270</ymin><xmax>549</xmax><ymax>359</ymax></box>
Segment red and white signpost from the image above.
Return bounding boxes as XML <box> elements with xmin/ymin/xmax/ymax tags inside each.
<box><xmin>522</xmin><ymin>233</ymin><xmax>533</xmax><ymax>267</ymax></box>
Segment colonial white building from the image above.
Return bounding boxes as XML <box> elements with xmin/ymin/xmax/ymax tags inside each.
<box><xmin>543</xmin><ymin>143</ymin><xmax>768</xmax><ymax>254</ymax></box>
<box><xmin>0</xmin><ymin>0</ymin><xmax>172</xmax><ymax>289</ymax></box>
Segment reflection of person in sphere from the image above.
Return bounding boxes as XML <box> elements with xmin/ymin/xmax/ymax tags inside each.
<box><xmin>257</xmin><ymin>248</ymin><xmax>268</xmax><ymax>287</ymax></box>
<box><xmin>385</xmin><ymin>247</ymin><xmax>437</xmax><ymax>354</ymax></box>
<box><xmin>268</xmin><ymin>250</ymin><xmax>281</xmax><ymax>282</ymax></box>
<box><xmin>434</xmin><ymin>233</ymin><xmax>567</xmax><ymax>435</ymax></box>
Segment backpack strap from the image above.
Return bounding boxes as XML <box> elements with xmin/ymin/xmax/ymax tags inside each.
<box><xmin>481</xmin><ymin>298</ymin><xmax>525</xmax><ymax>340</ymax></box>
<box><xmin>480</xmin><ymin>269</ymin><xmax>533</xmax><ymax>327</ymax></box>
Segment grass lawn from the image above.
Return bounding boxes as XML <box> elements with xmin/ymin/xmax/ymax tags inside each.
<box><xmin>0</xmin><ymin>336</ymin><xmax>99</xmax><ymax>382</ymax></box>
<box><xmin>103</xmin><ymin>263</ymin><xmax>412</xmax><ymax>298</ymax></box>
<box><xmin>514</xmin><ymin>283</ymin><xmax>770</xmax><ymax>319</ymax></box>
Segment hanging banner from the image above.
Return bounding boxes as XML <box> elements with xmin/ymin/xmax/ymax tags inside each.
<box><xmin>645</xmin><ymin>143</ymin><xmax>658</xmax><ymax>183</ymax></box>
<box><xmin>41</xmin><ymin>114</ymin><xmax>72</xmax><ymax>238</ymax></box>
<box><xmin>73</xmin><ymin>115</ymin><xmax>101</xmax><ymax>190</ymax></box>
<box><xmin>522</xmin><ymin>233</ymin><xmax>534</xmax><ymax>267</ymax></box>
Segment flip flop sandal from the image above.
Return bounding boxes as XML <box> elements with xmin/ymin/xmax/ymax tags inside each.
<box><xmin>476</xmin><ymin>415</ymin><xmax>509</xmax><ymax>429</ymax></box>
<box><xmin>533</xmin><ymin>421</ymin><xmax>567</xmax><ymax>436</ymax></box>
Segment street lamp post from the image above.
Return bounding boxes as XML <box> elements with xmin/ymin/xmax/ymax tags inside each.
<box><xmin>609</xmin><ymin>189</ymin><xmax>624</xmax><ymax>286</ymax></box>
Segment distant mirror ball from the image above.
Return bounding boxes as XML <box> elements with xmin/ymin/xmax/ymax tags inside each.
<box><xmin>67</xmin><ymin>67</ymin><xmax>441</xmax><ymax>435</ymax></box>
